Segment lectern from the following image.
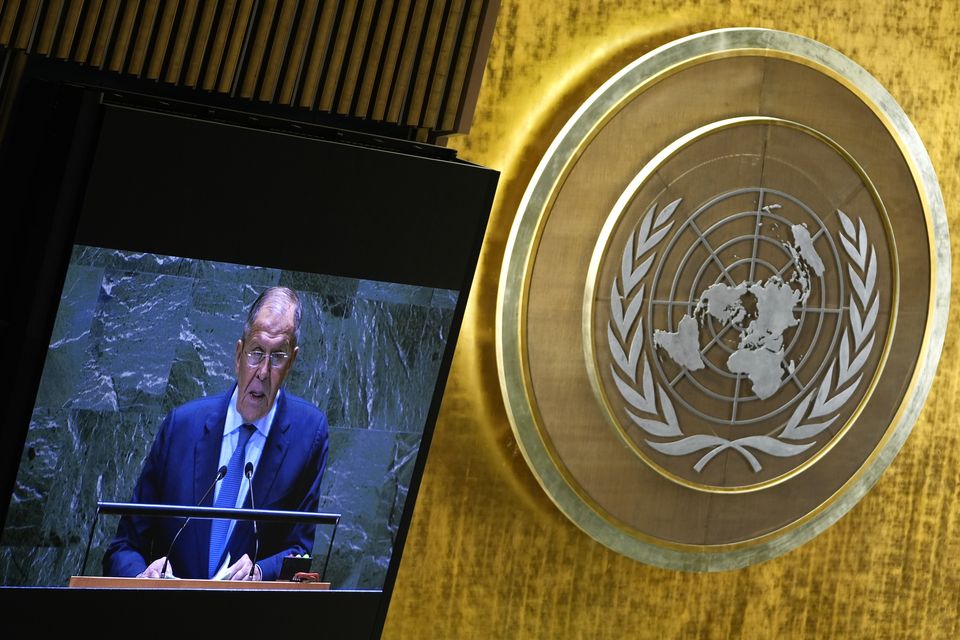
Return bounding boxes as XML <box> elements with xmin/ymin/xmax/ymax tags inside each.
<box><xmin>76</xmin><ymin>501</ymin><xmax>341</xmax><ymax>589</ymax></box>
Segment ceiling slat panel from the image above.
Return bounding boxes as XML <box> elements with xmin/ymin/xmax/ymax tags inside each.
<box><xmin>0</xmin><ymin>0</ymin><xmax>499</xmax><ymax>138</ymax></box>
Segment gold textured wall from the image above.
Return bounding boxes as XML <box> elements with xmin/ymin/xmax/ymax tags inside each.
<box><xmin>384</xmin><ymin>1</ymin><xmax>960</xmax><ymax>638</ymax></box>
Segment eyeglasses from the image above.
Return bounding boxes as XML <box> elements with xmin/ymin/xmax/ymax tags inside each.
<box><xmin>245</xmin><ymin>350</ymin><xmax>290</xmax><ymax>369</ymax></box>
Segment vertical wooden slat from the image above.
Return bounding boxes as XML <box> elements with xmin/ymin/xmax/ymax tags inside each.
<box><xmin>288</xmin><ymin>0</ymin><xmax>325</xmax><ymax>107</ymax></box>
<box><xmin>145</xmin><ymin>0</ymin><xmax>178</xmax><ymax>80</ymax></box>
<box><xmin>334</xmin><ymin>0</ymin><xmax>376</xmax><ymax>115</ymax></box>
<box><xmin>144</xmin><ymin>0</ymin><xmax>162</xmax><ymax>76</ymax></box>
<box><xmin>402</xmin><ymin>0</ymin><xmax>446</xmax><ymax>126</ymax></box>
<box><xmin>86</xmin><ymin>0</ymin><xmax>109</xmax><ymax>66</ymax></box>
<box><xmin>229</xmin><ymin>0</ymin><xmax>260</xmax><ymax>96</ymax></box>
<box><xmin>298</xmin><ymin>0</ymin><xmax>340</xmax><ymax>110</ymax></box>
<box><xmin>316</xmin><ymin>0</ymin><xmax>357</xmax><ymax>111</ymax></box>
<box><xmin>63</xmin><ymin>0</ymin><xmax>87</xmax><ymax>61</ymax></box>
<box><xmin>119</xmin><ymin>0</ymin><xmax>146</xmax><ymax>73</ymax></box>
<box><xmin>106</xmin><ymin>0</ymin><xmax>139</xmax><ymax>71</ymax></box>
<box><xmin>67</xmin><ymin>0</ymin><xmax>87</xmax><ymax>60</ymax></box>
<box><xmin>133</xmin><ymin>0</ymin><xmax>162</xmax><ymax>77</ymax></box>
<box><xmin>0</xmin><ymin>0</ymin><xmax>25</xmax><ymax>46</ymax></box>
<box><xmin>178</xmin><ymin>0</ymin><xmax>210</xmax><ymax>86</ymax></box>
<box><xmin>421</xmin><ymin>0</ymin><xmax>464</xmax><ymax>129</ymax></box>
<box><xmin>369</xmin><ymin>0</ymin><xmax>410</xmax><ymax>121</ymax></box>
<box><xmin>93</xmin><ymin>0</ymin><xmax>122</xmax><ymax>69</ymax></box>
<box><xmin>45</xmin><ymin>0</ymin><xmax>68</xmax><ymax>58</ymax></box>
<box><xmin>25</xmin><ymin>0</ymin><xmax>48</xmax><ymax>52</ymax></box>
<box><xmin>74</xmin><ymin>0</ymin><xmax>104</xmax><ymax>64</ymax></box>
<box><xmin>385</xmin><ymin>0</ymin><xmax>429</xmax><ymax>123</ymax></box>
<box><xmin>167</xmin><ymin>1</ymin><xmax>199</xmax><ymax>84</ymax></box>
<box><xmin>437</xmin><ymin>0</ymin><xmax>480</xmax><ymax>132</ymax></box>
<box><xmin>248</xmin><ymin>0</ymin><xmax>280</xmax><ymax>100</ymax></box>
<box><xmin>106</xmin><ymin>0</ymin><xmax>132</xmax><ymax>70</ymax></box>
<box><xmin>157</xmin><ymin>0</ymin><xmax>186</xmax><ymax>82</ymax></box>
<box><xmin>0</xmin><ymin>2</ymin><xmax>13</xmax><ymax>44</ymax></box>
<box><xmin>270</xmin><ymin>0</ymin><xmax>306</xmax><ymax>104</ymax></box>
<box><xmin>171</xmin><ymin>2</ymin><xmax>198</xmax><ymax>83</ymax></box>
<box><xmin>191</xmin><ymin>0</ymin><xmax>224</xmax><ymax>88</ymax></box>
<box><xmin>216</xmin><ymin>0</ymin><xmax>251</xmax><ymax>92</ymax></box>
<box><xmin>207</xmin><ymin>0</ymin><xmax>240</xmax><ymax>91</ymax></box>
<box><xmin>12</xmin><ymin>0</ymin><xmax>40</xmax><ymax>50</ymax></box>
<box><xmin>0</xmin><ymin>1</ymin><xmax>11</xmax><ymax>36</ymax></box>
<box><xmin>85</xmin><ymin>0</ymin><xmax>105</xmax><ymax>65</ymax></box>
<box><xmin>352</xmin><ymin>0</ymin><xmax>393</xmax><ymax>117</ymax></box>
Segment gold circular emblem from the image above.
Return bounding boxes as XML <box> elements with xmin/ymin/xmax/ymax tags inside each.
<box><xmin>497</xmin><ymin>29</ymin><xmax>949</xmax><ymax>569</ymax></box>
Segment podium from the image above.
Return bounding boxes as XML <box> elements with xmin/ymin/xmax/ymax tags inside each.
<box><xmin>81</xmin><ymin>501</ymin><xmax>341</xmax><ymax>586</ymax></box>
<box><xmin>69</xmin><ymin>576</ymin><xmax>330</xmax><ymax>590</ymax></box>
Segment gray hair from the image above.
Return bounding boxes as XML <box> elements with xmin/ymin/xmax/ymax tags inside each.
<box><xmin>242</xmin><ymin>286</ymin><xmax>302</xmax><ymax>348</ymax></box>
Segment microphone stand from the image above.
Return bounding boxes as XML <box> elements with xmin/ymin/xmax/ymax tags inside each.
<box><xmin>159</xmin><ymin>465</ymin><xmax>227</xmax><ymax>578</ymax></box>
<box><xmin>244</xmin><ymin>462</ymin><xmax>259</xmax><ymax>579</ymax></box>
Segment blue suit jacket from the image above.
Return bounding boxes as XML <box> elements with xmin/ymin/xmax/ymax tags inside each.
<box><xmin>102</xmin><ymin>387</ymin><xmax>329</xmax><ymax>580</ymax></box>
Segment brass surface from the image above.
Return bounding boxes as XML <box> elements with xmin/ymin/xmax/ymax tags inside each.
<box><xmin>384</xmin><ymin>1</ymin><xmax>960</xmax><ymax>638</ymax></box>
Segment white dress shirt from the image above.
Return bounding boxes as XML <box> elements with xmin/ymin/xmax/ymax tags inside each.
<box><xmin>213</xmin><ymin>386</ymin><xmax>277</xmax><ymax>547</ymax></box>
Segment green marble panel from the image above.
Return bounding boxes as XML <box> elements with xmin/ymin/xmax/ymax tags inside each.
<box><xmin>313</xmin><ymin>428</ymin><xmax>421</xmax><ymax>589</ymax></box>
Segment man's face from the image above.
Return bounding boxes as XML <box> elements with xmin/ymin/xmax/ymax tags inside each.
<box><xmin>234</xmin><ymin>307</ymin><xmax>299</xmax><ymax>423</ymax></box>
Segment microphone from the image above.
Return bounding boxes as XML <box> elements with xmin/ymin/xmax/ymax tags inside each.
<box><xmin>160</xmin><ymin>465</ymin><xmax>227</xmax><ymax>578</ymax></box>
<box><xmin>244</xmin><ymin>461</ymin><xmax>259</xmax><ymax>579</ymax></box>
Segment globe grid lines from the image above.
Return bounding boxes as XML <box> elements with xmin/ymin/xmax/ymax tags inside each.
<box><xmin>603</xmin><ymin>193</ymin><xmax>878</xmax><ymax>480</ymax></box>
<box><xmin>647</xmin><ymin>188</ymin><xmax>847</xmax><ymax>427</ymax></box>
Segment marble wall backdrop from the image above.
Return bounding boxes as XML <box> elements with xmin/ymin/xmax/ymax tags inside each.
<box><xmin>0</xmin><ymin>246</ymin><xmax>457</xmax><ymax>589</ymax></box>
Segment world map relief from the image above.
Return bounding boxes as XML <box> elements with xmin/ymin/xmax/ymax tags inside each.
<box><xmin>653</xmin><ymin>221</ymin><xmax>825</xmax><ymax>400</ymax></box>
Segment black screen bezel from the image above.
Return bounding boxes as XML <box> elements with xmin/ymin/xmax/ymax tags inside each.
<box><xmin>0</xmin><ymin>63</ymin><xmax>496</xmax><ymax>637</ymax></box>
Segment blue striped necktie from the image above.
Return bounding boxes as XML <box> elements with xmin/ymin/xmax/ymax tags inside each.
<box><xmin>208</xmin><ymin>423</ymin><xmax>255</xmax><ymax>578</ymax></box>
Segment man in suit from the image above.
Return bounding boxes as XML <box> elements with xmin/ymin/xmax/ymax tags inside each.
<box><xmin>103</xmin><ymin>286</ymin><xmax>329</xmax><ymax>581</ymax></box>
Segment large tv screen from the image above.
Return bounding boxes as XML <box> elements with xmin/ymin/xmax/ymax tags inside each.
<box><xmin>5</xmin><ymin>244</ymin><xmax>458</xmax><ymax>589</ymax></box>
<box><xmin>0</xmin><ymin>77</ymin><xmax>496</xmax><ymax>635</ymax></box>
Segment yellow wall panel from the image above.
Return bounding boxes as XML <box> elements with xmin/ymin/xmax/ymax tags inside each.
<box><xmin>384</xmin><ymin>1</ymin><xmax>960</xmax><ymax>638</ymax></box>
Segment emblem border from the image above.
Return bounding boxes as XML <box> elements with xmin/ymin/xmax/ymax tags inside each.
<box><xmin>495</xmin><ymin>29</ymin><xmax>949</xmax><ymax>570</ymax></box>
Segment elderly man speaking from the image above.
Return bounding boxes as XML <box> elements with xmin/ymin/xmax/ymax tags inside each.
<box><xmin>103</xmin><ymin>286</ymin><xmax>329</xmax><ymax>581</ymax></box>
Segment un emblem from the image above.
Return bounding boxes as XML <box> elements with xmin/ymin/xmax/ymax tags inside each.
<box><xmin>498</xmin><ymin>30</ymin><xmax>948</xmax><ymax>570</ymax></box>
<box><xmin>585</xmin><ymin>118</ymin><xmax>892</xmax><ymax>492</ymax></box>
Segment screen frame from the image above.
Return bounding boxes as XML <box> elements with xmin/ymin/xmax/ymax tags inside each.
<box><xmin>0</xmin><ymin>58</ymin><xmax>497</xmax><ymax>637</ymax></box>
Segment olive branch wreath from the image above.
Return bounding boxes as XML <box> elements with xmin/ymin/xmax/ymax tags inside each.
<box><xmin>606</xmin><ymin>202</ymin><xmax>877</xmax><ymax>473</ymax></box>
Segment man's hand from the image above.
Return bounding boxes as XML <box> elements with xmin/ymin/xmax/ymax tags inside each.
<box><xmin>224</xmin><ymin>553</ymin><xmax>262</xmax><ymax>581</ymax></box>
<box><xmin>137</xmin><ymin>557</ymin><xmax>175</xmax><ymax>579</ymax></box>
